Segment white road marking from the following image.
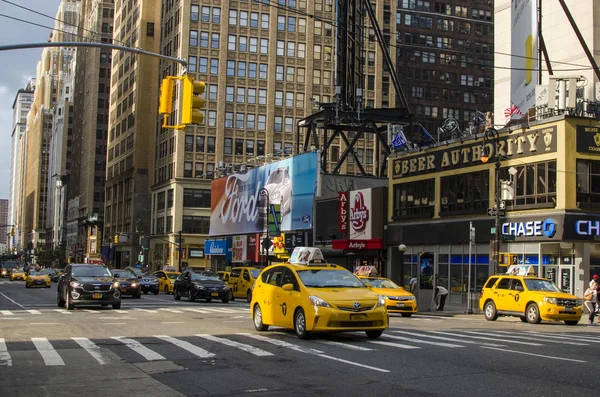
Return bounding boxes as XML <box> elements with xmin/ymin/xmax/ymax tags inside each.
<box><xmin>158</xmin><ymin>308</ymin><xmax>183</xmax><ymax>313</ymax></box>
<box><xmin>29</xmin><ymin>323</ymin><xmax>58</xmax><ymax>325</ymax></box>
<box><xmin>162</xmin><ymin>321</ymin><xmax>185</xmax><ymax>324</ymax></box>
<box><xmin>0</xmin><ymin>338</ymin><xmax>11</xmax><ymax>366</ymax></box>
<box><xmin>480</xmin><ymin>346</ymin><xmax>587</xmax><ymax>363</ymax></box>
<box><xmin>0</xmin><ymin>317</ymin><xmax>22</xmax><ymax>321</ymax></box>
<box><xmin>183</xmin><ymin>308</ymin><xmax>210</xmax><ymax>314</ymax></box>
<box><xmin>82</xmin><ymin>309</ymin><xmax>101</xmax><ymax>314</ymax></box>
<box><xmin>237</xmin><ymin>333</ymin><xmax>389</xmax><ymax>373</ymax></box>
<box><xmin>111</xmin><ymin>336</ymin><xmax>165</xmax><ymax>361</ymax></box>
<box><xmin>196</xmin><ymin>334</ymin><xmax>273</xmax><ymax>356</ymax></box>
<box><xmin>0</xmin><ymin>292</ymin><xmax>25</xmax><ymax>308</ymax></box>
<box><xmin>133</xmin><ymin>308</ymin><xmax>158</xmax><ymax>313</ymax></box>
<box><xmin>317</xmin><ymin>340</ymin><xmax>375</xmax><ymax>351</ymax></box>
<box><xmin>154</xmin><ymin>335</ymin><xmax>215</xmax><ymax>358</ymax></box>
<box><xmin>113</xmin><ymin>310</ymin><xmax>129</xmax><ymax>314</ymax></box>
<box><xmin>0</xmin><ymin>310</ymin><xmax>14</xmax><ymax>316</ymax></box>
<box><xmin>469</xmin><ymin>331</ymin><xmax>588</xmax><ymax>346</ymax></box>
<box><xmin>72</xmin><ymin>337</ymin><xmax>110</xmax><ymax>365</ymax></box>
<box><xmin>31</xmin><ymin>338</ymin><xmax>65</xmax><ymax>366</ymax></box>
<box><xmin>53</xmin><ymin>309</ymin><xmax>72</xmax><ymax>315</ymax></box>
<box><xmin>368</xmin><ymin>340</ymin><xmax>420</xmax><ymax>350</ymax></box>
<box><xmin>383</xmin><ymin>334</ymin><xmax>464</xmax><ymax>348</ymax></box>
<box><xmin>390</xmin><ymin>330</ymin><xmax>506</xmax><ymax>347</ymax></box>
<box><xmin>27</xmin><ymin>310</ymin><xmax>42</xmax><ymax>315</ymax></box>
<box><xmin>523</xmin><ymin>331</ymin><xmax>600</xmax><ymax>344</ymax></box>
<box><xmin>202</xmin><ymin>308</ymin><xmax>239</xmax><ymax>313</ymax></box>
<box><xmin>429</xmin><ymin>331</ymin><xmax>543</xmax><ymax>346</ymax></box>
<box><xmin>104</xmin><ymin>323</ymin><xmax>126</xmax><ymax>325</ymax></box>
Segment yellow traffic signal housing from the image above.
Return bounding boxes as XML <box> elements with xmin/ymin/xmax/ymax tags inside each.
<box><xmin>114</xmin><ymin>235</ymin><xmax>119</xmax><ymax>244</ymax></box>
<box><xmin>158</xmin><ymin>77</ymin><xmax>174</xmax><ymax>115</ymax></box>
<box><xmin>10</xmin><ymin>227</ymin><xmax>14</xmax><ymax>237</ymax></box>
<box><xmin>181</xmin><ymin>76</ymin><xmax>206</xmax><ymax>126</ymax></box>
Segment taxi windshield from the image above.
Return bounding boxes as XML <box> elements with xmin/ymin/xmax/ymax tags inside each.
<box><xmin>524</xmin><ymin>279</ymin><xmax>561</xmax><ymax>292</ymax></box>
<box><xmin>297</xmin><ymin>269</ymin><xmax>364</xmax><ymax>288</ymax></box>
<box><xmin>250</xmin><ymin>269</ymin><xmax>261</xmax><ymax>278</ymax></box>
<box><xmin>30</xmin><ymin>269</ymin><xmax>52</xmax><ymax>276</ymax></box>
<box><xmin>167</xmin><ymin>273</ymin><xmax>179</xmax><ymax>279</ymax></box>
<box><xmin>362</xmin><ymin>278</ymin><xmax>400</xmax><ymax>289</ymax></box>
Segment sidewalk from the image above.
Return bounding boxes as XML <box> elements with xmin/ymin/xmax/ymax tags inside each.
<box><xmin>417</xmin><ymin>303</ymin><xmax>480</xmax><ymax>317</ymax></box>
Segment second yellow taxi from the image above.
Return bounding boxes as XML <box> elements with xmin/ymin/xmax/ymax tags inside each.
<box><xmin>250</xmin><ymin>247</ymin><xmax>389</xmax><ymax>339</ymax></box>
<box><xmin>26</xmin><ymin>268</ymin><xmax>53</xmax><ymax>288</ymax></box>
<box><xmin>10</xmin><ymin>268</ymin><xmax>26</xmax><ymax>281</ymax></box>
<box><xmin>154</xmin><ymin>270</ymin><xmax>181</xmax><ymax>294</ymax></box>
<box><xmin>356</xmin><ymin>267</ymin><xmax>417</xmax><ymax>317</ymax></box>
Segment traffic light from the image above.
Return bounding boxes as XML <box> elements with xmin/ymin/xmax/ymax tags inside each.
<box><xmin>114</xmin><ymin>235</ymin><xmax>119</xmax><ymax>244</ymax></box>
<box><xmin>10</xmin><ymin>227</ymin><xmax>14</xmax><ymax>237</ymax></box>
<box><xmin>181</xmin><ymin>76</ymin><xmax>206</xmax><ymax>126</ymax></box>
<box><xmin>158</xmin><ymin>77</ymin><xmax>174</xmax><ymax>115</ymax></box>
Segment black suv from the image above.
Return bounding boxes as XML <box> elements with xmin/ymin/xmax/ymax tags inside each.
<box><xmin>57</xmin><ymin>264</ymin><xmax>121</xmax><ymax>310</ymax></box>
<box><xmin>174</xmin><ymin>269</ymin><xmax>232</xmax><ymax>303</ymax></box>
<box><xmin>125</xmin><ymin>267</ymin><xmax>159</xmax><ymax>295</ymax></box>
<box><xmin>111</xmin><ymin>269</ymin><xmax>141</xmax><ymax>298</ymax></box>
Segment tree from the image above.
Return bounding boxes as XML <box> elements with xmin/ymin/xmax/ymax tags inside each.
<box><xmin>35</xmin><ymin>247</ymin><xmax>63</xmax><ymax>267</ymax></box>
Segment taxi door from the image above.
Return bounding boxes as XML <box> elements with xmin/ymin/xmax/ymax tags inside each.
<box><xmin>154</xmin><ymin>271</ymin><xmax>166</xmax><ymax>291</ymax></box>
<box><xmin>256</xmin><ymin>266</ymin><xmax>285</xmax><ymax>325</ymax></box>
<box><xmin>275</xmin><ymin>268</ymin><xmax>302</xmax><ymax>328</ymax></box>
<box><xmin>492</xmin><ymin>277</ymin><xmax>511</xmax><ymax>311</ymax></box>
<box><xmin>508</xmin><ymin>279</ymin><xmax>526</xmax><ymax>313</ymax></box>
<box><xmin>228</xmin><ymin>268</ymin><xmax>241</xmax><ymax>298</ymax></box>
<box><xmin>239</xmin><ymin>269</ymin><xmax>251</xmax><ymax>298</ymax></box>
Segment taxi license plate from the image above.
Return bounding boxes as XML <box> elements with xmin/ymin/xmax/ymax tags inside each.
<box><xmin>211</xmin><ymin>292</ymin><xmax>219</xmax><ymax>297</ymax></box>
<box><xmin>565</xmin><ymin>306</ymin><xmax>574</xmax><ymax>313</ymax></box>
<box><xmin>144</xmin><ymin>284</ymin><xmax>150</xmax><ymax>287</ymax></box>
<box><xmin>351</xmin><ymin>314</ymin><xmax>367</xmax><ymax>321</ymax></box>
<box><xmin>396</xmin><ymin>303</ymin><xmax>405</xmax><ymax>307</ymax></box>
<box><xmin>93</xmin><ymin>293</ymin><xmax>102</xmax><ymax>299</ymax></box>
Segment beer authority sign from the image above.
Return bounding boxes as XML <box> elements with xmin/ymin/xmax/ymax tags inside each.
<box><xmin>392</xmin><ymin>126</ymin><xmax>557</xmax><ymax>179</ymax></box>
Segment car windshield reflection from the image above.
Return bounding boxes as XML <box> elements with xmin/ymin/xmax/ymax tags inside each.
<box><xmin>113</xmin><ymin>270</ymin><xmax>136</xmax><ymax>278</ymax></box>
<box><xmin>524</xmin><ymin>279</ymin><xmax>561</xmax><ymax>292</ymax></box>
<box><xmin>297</xmin><ymin>269</ymin><xmax>364</xmax><ymax>288</ymax></box>
<box><xmin>191</xmin><ymin>272</ymin><xmax>221</xmax><ymax>282</ymax></box>
<box><xmin>72</xmin><ymin>266</ymin><xmax>112</xmax><ymax>277</ymax></box>
<box><xmin>362</xmin><ymin>278</ymin><xmax>400</xmax><ymax>289</ymax></box>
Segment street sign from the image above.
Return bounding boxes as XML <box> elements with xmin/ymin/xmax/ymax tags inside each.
<box><xmin>487</xmin><ymin>208</ymin><xmax>506</xmax><ymax>217</ymax></box>
<box><xmin>261</xmin><ymin>237</ymin><xmax>273</xmax><ymax>251</ymax></box>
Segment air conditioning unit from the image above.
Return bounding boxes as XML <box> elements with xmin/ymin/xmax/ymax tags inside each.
<box><xmin>474</xmin><ymin>82</ymin><xmax>480</xmax><ymax>87</ymax></box>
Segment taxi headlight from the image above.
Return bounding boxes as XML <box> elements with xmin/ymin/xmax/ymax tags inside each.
<box><xmin>405</xmin><ymin>296</ymin><xmax>416</xmax><ymax>301</ymax></box>
<box><xmin>377</xmin><ymin>295</ymin><xmax>386</xmax><ymax>307</ymax></box>
<box><xmin>308</xmin><ymin>295</ymin><xmax>331</xmax><ymax>307</ymax></box>
<box><xmin>575</xmin><ymin>299</ymin><xmax>583</xmax><ymax>306</ymax></box>
<box><xmin>113</xmin><ymin>281</ymin><xmax>120</xmax><ymax>288</ymax></box>
<box><xmin>544</xmin><ymin>297</ymin><xmax>557</xmax><ymax>305</ymax></box>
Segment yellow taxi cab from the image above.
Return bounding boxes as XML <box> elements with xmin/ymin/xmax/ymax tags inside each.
<box><xmin>217</xmin><ymin>271</ymin><xmax>231</xmax><ymax>283</ymax></box>
<box><xmin>228</xmin><ymin>266</ymin><xmax>262</xmax><ymax>302</ymax></box>
<box><xmin>25</xmin><ymin>268</ymin><xmax>53</xmax><ymax>288</ymax></box>
<box><xmin>355</xmin><ymin>266</ymin><xmax>417</xmax><ymax>317</ymax></box>
<box><xmin>154</xmin><ymin>270</ymin><xmax>181</xmax><ymax>294</ymax></box>
<box><xmin>480</xmin><ymin>265</ymin><xmax>583</xmax><ymax>325</ymax></box>
<box><xmin>10</xmin><ymin>268</ymin><xmax>26</xmax><ymax>281</ymax></box>
<box><xmin>250</xmin><ymin>247</ymin><xmax>389</xmax><ymax>339</ymax></box>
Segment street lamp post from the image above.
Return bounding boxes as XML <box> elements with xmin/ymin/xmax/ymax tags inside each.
<box><xmin>259</xmin><ymin>188</ymin><xmax>270</xmax><ymax>267</ymax></box>
<box><xmin>480</xmin><ymin>127</ymin><xmax>501</xmax><ymax>275</ymax></box>
<box><xmin>178</xmin><ymin>230</ymin><xmax>182</xmax><ymax>272</ymax></box>
<box><xmin>397</xmin><ymin>244</ymin><xmax>407</xmax><ymax>288</ymax></box>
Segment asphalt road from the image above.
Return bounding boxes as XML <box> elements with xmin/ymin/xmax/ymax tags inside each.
<box><xmin>0</xmin><ymin>278</ymin><xmax>599</xmax><ymax>397</ymax></box>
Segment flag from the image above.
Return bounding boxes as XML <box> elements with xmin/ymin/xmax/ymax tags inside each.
<box><xmin>419</xmin><ymin>124</ymin><xmax>436</xmax><ymax>142</ymax></box>
<box><xmin>391</xmin><ymin>129</ymin><xmax>407</xmax><ymax>150</ymax></box>
<box><xmin>504</xmin><ymin>103</ymin><xmax>524</xmax><ymax>121</ymax></box>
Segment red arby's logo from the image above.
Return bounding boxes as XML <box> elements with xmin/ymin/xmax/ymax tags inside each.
<box><xmin>350</xmin><ymin>192</ymin><xmax>369</xmax><ymax>231</ymax></box>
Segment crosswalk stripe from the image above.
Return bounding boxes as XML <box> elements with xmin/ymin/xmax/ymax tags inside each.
<box><xmin>113</xmin><ymin>310</ymin><xmax>129</xmax><ymax>314</ymax></box>
<box><xmin>133</xmin><ymin>308</ymin><xmax>158</xmax><ymax>313</ymax></box>
<box><xmin>83</xmin><ymin>309</ymin><xmax>101</xmax><ymax>314</ymax></box>
<box><xmin>429</xmin><ymin>331</ymin><xmax>543</xmax><ymax>346</ymax></box>
<box><xmin>0</xmin><ymin>310</ymin><xmax>14</xmax><ymax>316</ymax></box>
<box><xmin>317</xmin><ymin>340</ymin><xmax>375</xmax><ymax>351</ymax></box>
<box><xmin>391</xmin><ymin>330</ymin><xmax>506</xmax><ymax>347</ymax></box>
<box><xmin>467</xmin><ymin>331</ymin><xmax>588</xmax><ymax>346</ymax></box>
<box><xmin>201</xmin><ymin>308</ymin><xmax>240</xmax><ymax>313</ymax></box>
<box><xmin>72</xmin><ymin>338</ymin><xmax>110</xmax><ymax>364</ymax></box>
<box><xmin>111</xmin><ymin>336</ymin><xmax>165</xmax><ymax>361</ymax></box>
<box><xmin>368</xmin><ymin>340</ymin><xmax>421</xmax><ymax>350</ymax></box>
<box><xmin>195</xmin><ymin>334</ymin><xmax>273</xmax><ymax>356</ymax></box>
<box><xmin>383</xmin><ymin>334</ymin><xmax>464</xmax><ymax>348</ymax></box>
<box><xmin>53</xmin><ymin>309</ymin><xmax>72</xmax><ymax>315</ymax></box>
<box><xmin>237</xmin><ymin>333</ymin><xmax>325</xmax><ymax>354</ymax></box>
<box><xmin>523</xmin><ymin>331</ymin><xmax>600</xmax><ymax>344</ymax></box>
<box><xmin>0</xmin><ymin>338</ymin><xmax>11</xmax><ymax>366</ymax></box>
<box><xmin>27</xmin><ymin>310</ymin><xmax>41</xmax><ymax>315</ymax></box>
<box><xmin>31</xmin><ymin>338</ymin><xmax>65</xmax><ymax>366</ymax></box>
<box><xmin>158</xmin><ymin>308</ymin><xmax>183</xmax><ymax>313</ymax></box>
<box><xmin>183</xmin><ymin>308</ymin><xmax>210</xmax><ymax>314</ymax></box>
<box><xmin>480</xmin><ymin>346</ymin><xmax>587</xmax><ymax>363</ymax></box>
<box><xmin>155</xmin><ymin>335</ymin><xmax>215</xmax><ymax>358</ymax></box>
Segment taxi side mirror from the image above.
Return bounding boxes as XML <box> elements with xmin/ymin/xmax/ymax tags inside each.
<box><xmin>282</xmin><ymin>283</ymin><xmax>293</xmax><ymax>291</ymax></box>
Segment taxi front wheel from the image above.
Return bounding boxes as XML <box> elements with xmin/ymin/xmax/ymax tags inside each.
<box><xmin>253</xmin><ymin>304</ymin><xmax>269</xmax><ymax>331</ymax></box>
<box><xmin>294</xmin><ymin>308</ymin><xmax>310</xmax><ymax>340</ymax></box>
<box><xmin>526</xmin><ymin>303</ymin><xmax>541</xmax><ymax>324</ymax></box>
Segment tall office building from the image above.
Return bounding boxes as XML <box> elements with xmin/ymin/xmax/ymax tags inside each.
<box><xmin>21</xmin><ymin>0</ymin><xmax>80</xmax><ymax>261</ymax></box>
<box><xmin>9</xmin><ymin>80</ymin><xmax>35</xmax><ymax>252</ymax></box>
<box><xmin>0</xmin><ymin>199</ymin><xmax>8</xmax><ymax>245</ymax></box>
<box><xmin>68</xmin><ymin>0</ymin><xmax>114</xmax><ymax>263</ymax></box>
<box><xmin>103</xmin><ymin>0</ymin><xmax>160</xmax><ymax>268</ymax></box>
<box><xmin>146</xmin><ymin>0</ymin><xmax>494</xmax><ymax>269</ymax></box>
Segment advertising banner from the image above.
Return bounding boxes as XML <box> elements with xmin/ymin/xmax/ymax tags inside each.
<box><xmin>511</xmin><ymin>0</ymin><xmax>538</xmax><ymax>113</ymax></box>
<box><xmin>209</xmin><ymin>152</ymin><xmax>318</xmax><ymax>235</ymax></box>
<box><xmin>349</xmin><ymin>188</ymin><xmax>372</xmax><ymax>240</ymax></box>
<box><xmin>231</xmin><ymin>235</ymin><xmax>247</xmax><ymax>263</ymax></box>
<box><xmin>576</xmin><ymin>125</ymin><xmax>600</xmax><ymax>154</ymax></box>
<box><xmin>204</xmin><ymin>238</ymin><xmax>228</xmax><ymax>255</ymax></box>
<box><xmin>338</xmin><ymin>192</ymin><xmax>349</xmax><ymax>234</ymax></box>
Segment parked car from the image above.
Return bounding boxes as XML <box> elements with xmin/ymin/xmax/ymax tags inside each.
<box><xmin>173</xmin><ymin>269</ymin><xmax>232</xmax><ymax>303</ymax></box>
<box><xmin>111</xmin><ymin>269</ymin><xmax>141</xmax><ymax>298</ymax></box>
<box><xmin>57</xmin><ymin>264</ymin><xmax>121</xmax><ymax>310</ymax></box>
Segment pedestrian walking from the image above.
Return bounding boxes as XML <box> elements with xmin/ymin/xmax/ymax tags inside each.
<box><xmin>409</xmin><ymin>275</ymin><xmax>418</xmax><ymax>294</ymax></box>
<box><xmin>583</xmin><ymin>280</ymin><xmax>598</xmax><ymax>325</ymax></box>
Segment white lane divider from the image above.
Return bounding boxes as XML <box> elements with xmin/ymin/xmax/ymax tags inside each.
<box><xmin>316</xmin><ymin>340</ymin><xmax>375</xmax><ymax>351</ymax></box>
<box><xmin>31</xmin><ymin>337</ymin><xmax>65</xmax><ymax>366</ymax></box>
<box><xmin>390</xmin><ymin>330</ymin><xmax>506</xmax><ymax>347</ymax></box>
<box><xmin>480</xmin><ymin>346</ymin><xmax>587</xmax><ymax>363</ymax></box>
<box><xmin>158</xmin><ymin>308</ymin><xmax>183</xmax><ymax>313</ymax></box>
<box><xmin>154</xmin><ymin>335</ymin><xmax>215</xmax><ymax>358</ymax></box>
<box><xmin>383</xmin><ymin>334</ymin><xmax>464</xmax><ymax>348</ymax></box>
<box><xmin>0</xmin><ymin>310</ymin><xmax>14</xmax><ymax>316</ymax></box>
<box><xmin>238</xmin><ymin>333</ymin><xmax>389</xmax><ymax>373</ymax></box>
<box><xmin>72</xmin><ymin>337</ymin><xmax>110</xmax><ymax>365</ymax></box>
<box><xmin>183</xmin><ymin>308</ymin><xmax>211</xmax><ymax>314</ymax></box>
<box><xmin>53</xmin><ymin>309</ymin><xmax>72</xmax><ymax>315</ymax></box>
<box><xmin>133</xmin><ymin>308</ymin><xmax>158</xmax><ymax>313</ymax></box>
<box><xmin>368</xmin><ymin>340</ymin><xmax>421</xmax><ymax>350</ymax></box>
<box><xmin>429</xmin><ymin>331</ymin><xmax>543</xmax><ymax>346</ymax></box>
<box><xmin>111</xmin><ymin>336</ymin><xmax>165</xmax><ymax>361</ymax></box>
<box><xmin>27</xmin><ymin>310</ymin><xmax>41</xmax><ymax>315</ymax></box>
<box><xmin>195</xmin><ymin>334</ymin><xmax>273</xmax><ymax>356</ymax></box>
<box><xmin>0</xmin><ymin>338</ymin><xmax>11</xmax><ymax>366</ymax></box>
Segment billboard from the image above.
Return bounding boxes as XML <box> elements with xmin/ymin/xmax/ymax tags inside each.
<box><xmin>231</xmin><ymin>235</ymin><xmax>247</xmax><ymax>263</ymax></box>
<box><xmin>209</xmin><ymin>152</ymin><xmax>318</xmax><ymax>236</ymax></box>
<box><xmin>511</xmin><ymin>0</ymin><xmax>538</xmax><ymax>113</ymax></box>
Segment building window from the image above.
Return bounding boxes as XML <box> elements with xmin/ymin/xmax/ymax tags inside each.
<box><xmin>258</xmin><ymin>115</ymin><xmax>266</xmax><ymax>131</ymax></box>
<box><xmin>260</xmin><ymin>38</ymin><xmax>268</xmax><ymax>54</ymax></box>
<box><xmin>201</xmin><ymin>6</ymin><xmax>210</xmax><ymax>22</ymax></box>
<box><xmin>502</xmin><ymin>160</ymin><xmax>557</xmax><ymax>208</ymax></box>
<box><xmin>196</xmin><ymin>136</ymin><xmax>205</xmax><ymax>152</ymax></box>
<box><xmin>207</xmin><ymin>136</ymin><xmax>215</xmax><ymax>153</ymax></box>
<box><xmin>211</xmin><ymin>33</ymin><xmax>220</xmax><ymax>48</ymax></box>
<box><xmin>257</xmin><ymin>140</ymin><xmax>265</xmax><ymax>156</ymax></box>
<box><xmin>246</xmin><ymin>140</ymin><xmax>255</xmax><ymax>156</ymax></box>
<box><xmin>183</xmin><ymin>189</ymin><xmax>211</xmax><ymax>208</ymax></box>
<box><xmin>225</xmin><ymin>112</ymin><xmax>234</xmax><ymax>128</ymax></box>
<box><xmin>210</xmin><ymin>59</ymin><xmax>218</xmax><ymax>74</ymax></box>
<box><xmin>577</xmin><ymin>160</ymin><xmax>600</xmax><ymax>206</ymax></box>
<box><xmin>182</xmin><ymin>216</ymin><xmax>211</xmax><ymax>234</ymax></box>
<box><xmin>195</xmin><ymin>162</ymin><xmax>204</xmax><ymax>178</ymax></box>
<box><xmin>236</xmin><ymin>113</ymin><xmax>245</xmax><ymax>129</ymax></box>
<box><xmin>208</xmin><ymin>111</ymin><xmax>217</xmax><ymax>127</ymax></box>
<box><xmin>226</xmin><ymin>86</ymin><xmax>234</xmax><ymax>102</ymax></box>
<box><xmin>184</xmin><ymin>161</ymin><xmax>193</xmax><ymax>177</ymax></box>
<box><xmin>259</xmin><ymin>64</ymin><xmax>268</xmax><ymax>79</ymax></box>
<box><xmin>199</xmin><ymin>57</ymin><xmax>208</xmax><ymax>73</ymax></box>
<box><xmin>212</xmin><ymin>7</ymin><xmax>221</xmax><ymax>23</ymax></box>
<box><xmin>393</xmin><ymin>179</ymin><xmax>435</xmax><ymax>218</ymax></box>
<box><xmin>247</xmin><ymin>114</ymin><xmax>256</xmax><ymax>130</ymax></box>
<box><xmin>237</xmin><ymin>61</ymin><xmax>246</xmax><ymax>77</ymax></box>
<box><xmin>166</xmin><ymin>216</ymin><xmax>173</xmax><ymax>233</ymax></box>
<box><xmin>440</xmin><ymin>171</ymin><xmax>489</xmax><ymax>214</ymax></box>
<box><xmin>249</xmin><ymin>62</ymin><xmax>257</xmax><ymax>78</ymax></box>
<box><xmin>274</xmin><ymin>116</ymin><xmax>283</xmax><ymax>132</ymax></box>
<box><xmin>189</xmin><ymin>30</ymin><xmax>198</xmax><ymax>46</ymax></box>
<box><xmin>235</xmin><ymin>138</ymin><xmax>244</xmax><ymax>155</ymax></box>
<box><xmin>258</xmin><ymin>89</ymin><xmax>267</xmax><ymax>105</ymax></box>
<box><xmin>191</xmin><ymin>5</ymin><xmax>199</xmax><ymax>21</ymax></box>
<box><xmin>227</xmin><ymin>60</ymin><xmax>235</xmax><ymax>76</ymax></box>
<box><xmin>229</xmin><ymin>10</ymin><xmax>237</xmax><ymax>25</ymax></box>
<box><xmin>200</xmin><ymin>31</ymin><xmax>209</xmax><ymax>47</ymax></box>
<box><xmin>185</xmin><ymin>135</ymin><xmax>194</xmax><ymax>152</ymax></box>
<box><xmin>157</xmin><ymin>192</ymin><xmax>166</xmax><ymax>211</ymax></box>
<box><xmin>147</xmin><ymin>22</ymin><xmax>155</xmax><ymax>37</ymax></box>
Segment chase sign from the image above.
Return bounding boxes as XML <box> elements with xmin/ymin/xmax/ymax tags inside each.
<box><xmin>502</xmin><ymin>218</ymin><xmax>557</xmax><ymax>238</ymax></box>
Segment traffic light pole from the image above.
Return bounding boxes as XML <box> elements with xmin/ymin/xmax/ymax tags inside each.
<box><xmin>259</xmin><ymin>188</ymin><xmax>269</xmax><ymax>267</ymax></box>
<box><xmin>178</xmin><ymin>231</ymin><xmax>183</xmax><ymax>273</ymax></box>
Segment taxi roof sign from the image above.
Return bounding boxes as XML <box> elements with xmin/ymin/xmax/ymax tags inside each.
<box><xmin>506</xmin><ymin>265</ymin><xmax>537</xmax><ymax>276</ymax></box>
<box><xmin>354</xmin><ymin>265</ymin><xmax>379</xmax><ymax>277</ymax></box>
<box><xmin>289</xmin><ymin>247</ymin><xmax>325</xmax><ymax>265</ymax></box>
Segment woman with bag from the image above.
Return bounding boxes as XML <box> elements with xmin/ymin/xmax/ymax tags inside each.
<box><xmin>583</xmin><ymin>280</ymin><xmax>598</xmax><ymax>325</ymax></box>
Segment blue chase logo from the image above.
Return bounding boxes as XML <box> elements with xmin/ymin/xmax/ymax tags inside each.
<box><xmin>502</xmin><ymin>218</ymin><xmax>557</xmax><ymax>238</ymax></box>
<box><xmin>542</xmin><ymin>218</ymin><xmax>556</xmax><ymax>238</ymax></box>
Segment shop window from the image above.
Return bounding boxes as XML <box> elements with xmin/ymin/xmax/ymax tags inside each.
<box><xmin>440</xmin><ymin>170</ymin><xmax>488</xmax><ymax>214</ymax></box>
<box><xmin>501</xmin><ymin>160</ymin><xmax>556</xmax><ymax>209</ymax></box>
<box><xmin>392</xmin><ymin>179</ymin><xmax>435</xmax><ymax>219</ymax></box>
<box><xmin>576</xmin><ymin>159</ymin><xmax>600</xmax><ymax>208</ymax></box>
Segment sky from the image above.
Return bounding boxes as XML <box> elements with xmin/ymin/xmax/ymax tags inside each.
<box><xmin>0</xmin><ymin>0</ymin><xmax>62</xmax><ymax>199</ymax></box>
